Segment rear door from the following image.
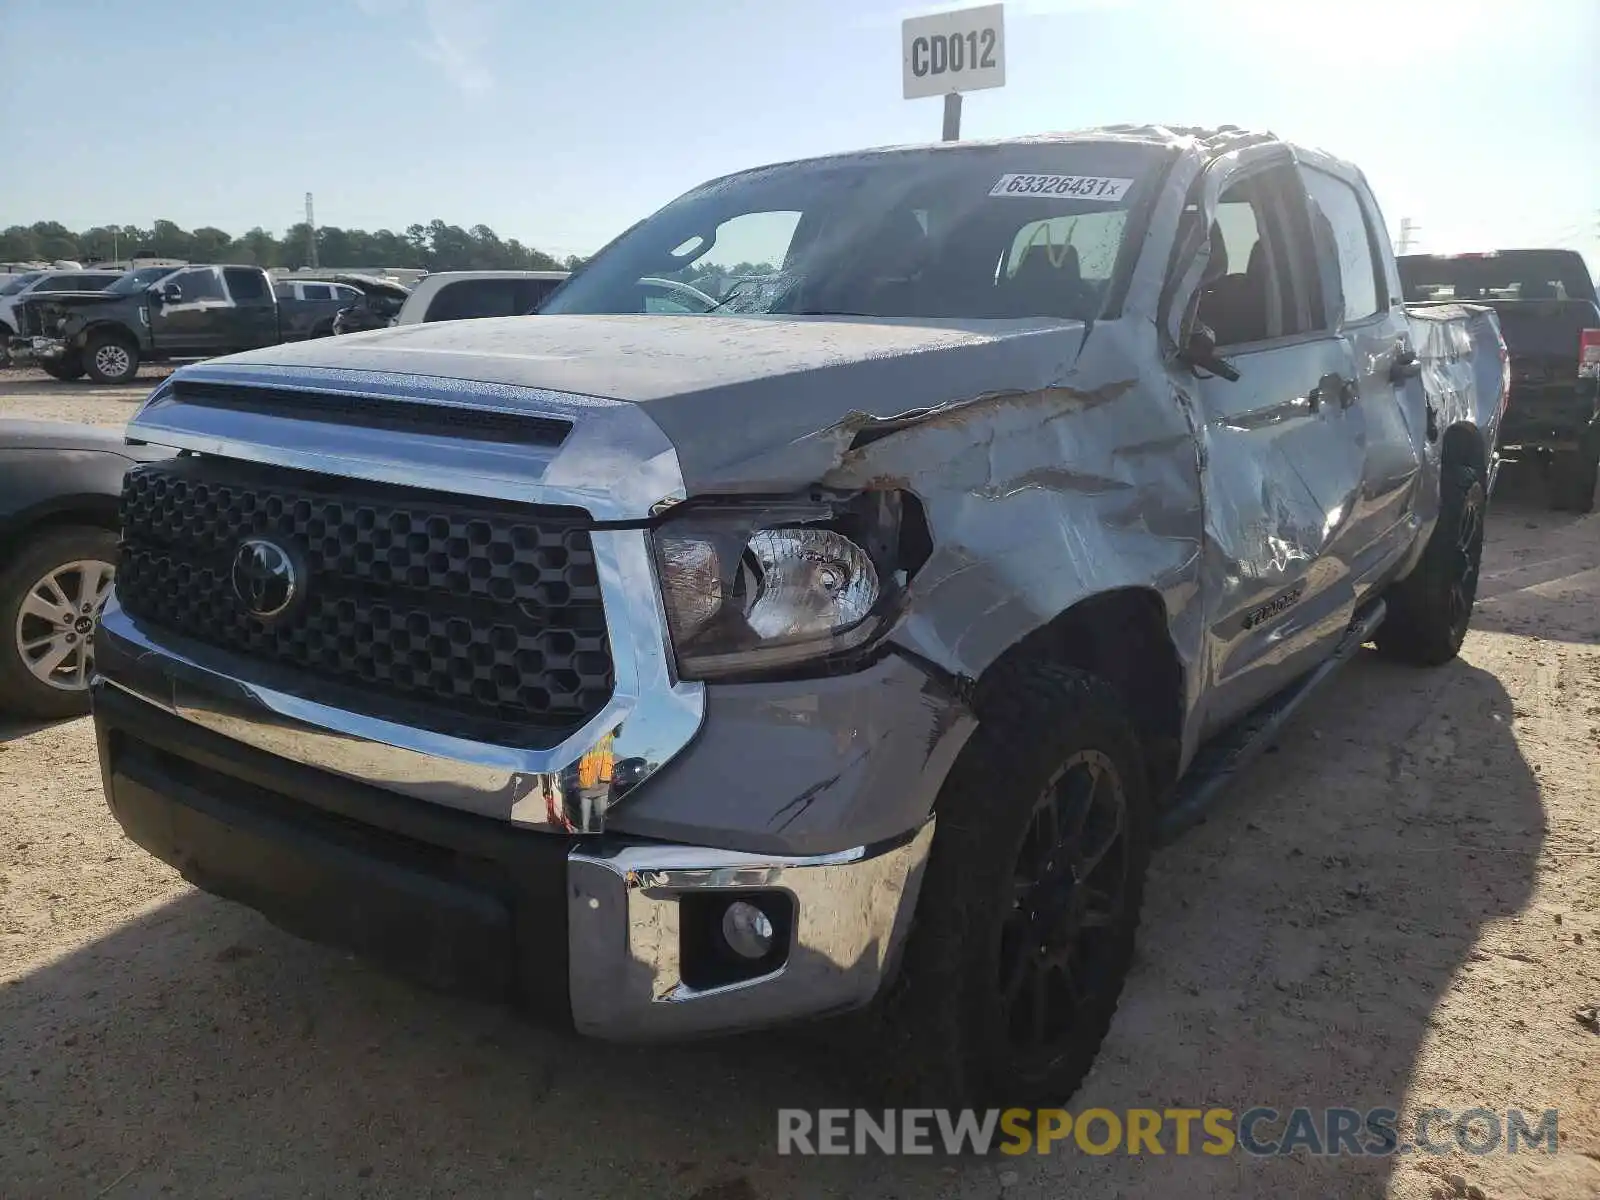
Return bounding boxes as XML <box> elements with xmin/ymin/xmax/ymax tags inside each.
<box><xmin>1302</xmin><ymin>164</ymin><xmax>1424</xmax><ymax>590</ymax></box>
<box><xmin>222</xmin><ymin>268</ymin><xmax>279</xmax><ymax>350</ymax></box>
<box><xmin>1181</xmin><ymin>154</ymin><xmax>1369</xmax><ymax>738</ymax></box>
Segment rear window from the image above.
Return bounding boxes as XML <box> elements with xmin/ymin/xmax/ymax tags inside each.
<box><xmin>1398</xmin><ymin>252</ymin><xmax>1595</xmax><ymax>302</ymax></box>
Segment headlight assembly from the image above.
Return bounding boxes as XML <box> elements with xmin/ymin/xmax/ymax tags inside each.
<box><xmin>652</xmin><ymin>494</ymin><xmax>909</xmax><ymax>680</ymax></box>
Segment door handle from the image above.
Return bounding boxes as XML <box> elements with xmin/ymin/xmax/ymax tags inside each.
<box><xmin>1390</xmin><ymin>348</ymin><xmax>1421</xmax><ymax>383</ymax></box>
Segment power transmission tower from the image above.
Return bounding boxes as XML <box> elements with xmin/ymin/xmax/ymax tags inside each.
<box><xmin>1396</xmin><ymin>217</ymin><xmax>1420</xmax><ymax>255</ymax></box>
<box><xmin>305</xmin><ymin>192</ymin><xmax>318</xmax><ymax>268</ymax></box>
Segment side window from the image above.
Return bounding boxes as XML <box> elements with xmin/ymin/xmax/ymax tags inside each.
<box><xmin>34</xmin><ymin>276</ymin><xmax>74</xmax><ymax>292</ymax></box>
<box><xmin>174</xmin><ymin>268</ymin><xmax>225</xmax><ymax>303</ymax></box>
<box><xmin>1303</xmin><ymin>169</ymin><xmax>1383</xmax><ymax>323</ymax></box>
<box><xmin>300</xmin><ymin>283</ymin><xmax>331</xmax><ymax>300</ymax></box>
<box><xmin>223</xmin><ymin>268</ymin><xmax>269</xmax><ymax>302</ymax></box>
<box><xmin>659</xmin><ymin>210</ymin><xmax>801</xmax><ymax>301</ymax></box>
<box><xmin>513</xmin><ymin>278</ymin><xmax>559</xmax><ymax>313</ymax></box>
<box><xmin>1195</xmin><ymin>166</ymin><xmax>1320</xmax><ymax>348</ymax></box>
<box><xmin>644</xmin><ymin>291</ymin><xmax>698</xmax><ymax>314</ymax></box>
<box><xmin>424</xmin><ymin>279</ymin><xmax>520</xmax><ymax>322</ymax></box>
<box><xmin>333</xmin><ymin>285</ymin><xmax>360</xmax><ymax>302</ymax></box>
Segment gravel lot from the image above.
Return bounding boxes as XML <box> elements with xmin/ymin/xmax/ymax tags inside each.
<box><xmin>1</xmin><ymin>376</ymin><xmax>1597</xmax><ymax>1199</ymax></box>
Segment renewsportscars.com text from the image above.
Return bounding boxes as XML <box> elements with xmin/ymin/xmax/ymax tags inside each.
<box><xmin>777</xmin><ymin>1107</ymin><xmax>1560</xmax><ymax>1157</ymax></box>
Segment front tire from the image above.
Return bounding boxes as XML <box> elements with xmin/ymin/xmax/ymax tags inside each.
<box><xmin>1375</xmin><ymin>459</ymin><xmax>1485</xmax><ymax>666</ymax></box>
<box><xmin>0</xmin><ymin>526</ymin><xmax>119</xmax><ymax>720</ymax></box>
<box><xmin>40</xmin><ymin>354</ymin><xmax>85</xmax><ymax>381</ymax></box>
<box><xmin>872</xmin><ymin>662</ymin><xmax>1152</xmax><ymax>1107</ymax></box>
<box><xmin>83</xmin><ymin>331</ymin><xmax>140</xmax><ymax>384</ymax></box>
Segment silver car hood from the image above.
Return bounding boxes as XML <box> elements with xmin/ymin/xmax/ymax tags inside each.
<box><xmin>207</xmin><ymin>313</ymin><xmax>1090</xmax><ymax>491</ymax></box>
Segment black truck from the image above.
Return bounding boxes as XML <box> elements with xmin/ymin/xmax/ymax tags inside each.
<box><xmin>1399</xmin><ymin>249</ymin><xmax>1600</xmax><ymax>510</ymax></box>
<box><xmin>8</xmin><ymin>264</ymin><xmax>345</xmax><ymax>385</ymax></box>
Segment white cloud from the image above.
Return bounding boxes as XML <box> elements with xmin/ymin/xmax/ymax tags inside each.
<box><xmin>351</xmin><ymin>0</ymin><xmax>496</xmax><ymax>97</ymax></box>
<box><xmin>413</xmin><ymin>0</ymin><xmax>496</xmax><ymax>97</ymax></box>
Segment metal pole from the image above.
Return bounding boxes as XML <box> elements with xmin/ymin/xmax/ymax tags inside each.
<box><xmin>942</xmin><ymin>91</ymin><xmax>962</xmax><ymax>141</ymax></box>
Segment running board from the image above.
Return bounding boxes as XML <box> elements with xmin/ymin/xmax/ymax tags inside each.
<box><xmin>1155</xmin><ymin>598</ymin><xmax>1387</xmax><ymax>845</ymax></box>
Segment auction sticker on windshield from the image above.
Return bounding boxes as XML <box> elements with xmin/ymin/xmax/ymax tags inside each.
<box><xmin>990</xmin><ymin>174</ymin><xmax>1134</xmax><ymax>200</ymax></box>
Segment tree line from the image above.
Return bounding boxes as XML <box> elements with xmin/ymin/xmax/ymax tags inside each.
<box><xmin>0</xmin><ymin>219</ymin><xmax>586</xmax><ymax>273</ymax></box>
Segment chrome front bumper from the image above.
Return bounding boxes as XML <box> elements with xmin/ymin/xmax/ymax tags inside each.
<box><xmin>95</xmin><ymin>675</ymin><xmax>934</xmax><ymax>1038</ymax></box>
<box><xmin>8</xmin><ymin>335</ymin><xmax>65</xmax><ymax>362</ymax></box>
<box><xmin>568</xmin><ymin>823</ymin><xmax>934</xmax><ymax>1039</ymax></box>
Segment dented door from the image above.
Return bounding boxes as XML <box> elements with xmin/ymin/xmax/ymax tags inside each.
<box><xmin>1191</xmin><ymin>336</ymin><xmax>1365</xmax><ymax>737</ymax></box>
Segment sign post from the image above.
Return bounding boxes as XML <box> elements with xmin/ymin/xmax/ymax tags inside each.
<box><xmin>902</xmin><ymin>3</ymin><xmax>1005</xmax><ymax>142</ymax></box>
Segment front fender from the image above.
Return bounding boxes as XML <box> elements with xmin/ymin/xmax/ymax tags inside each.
<box><xmin>818</xmin><ymin>318</ymin><xmax>1206</xmax><ymax>691</ymax></box>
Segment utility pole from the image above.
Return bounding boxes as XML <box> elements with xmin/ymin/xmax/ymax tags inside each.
<box><xmin>942</xmin><ymin>92</ymin><xmax>963</xmax><ymax>142</ymax></box>
<box><xmin>305</xmin><ymin>192</ymin><xmax>318</xmax><ymax>268</ymax></box>
<box><xmin>1396</xmin><ymin>217</ymin><xmax>1420</xmax><ymax>255</ymax></box>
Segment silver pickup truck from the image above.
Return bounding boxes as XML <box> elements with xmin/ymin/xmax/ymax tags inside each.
<box><xmin>91</xmin><ymin>125</ymin><xmax>1505</xmax><ymax>1106</ymax></box>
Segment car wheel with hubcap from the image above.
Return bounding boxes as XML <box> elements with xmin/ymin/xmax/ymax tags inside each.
<box><xmin>83</xmin><ymin>332</ymin><xmax>139</xmax><ymax>384</ymax></box>
<box><xmin>0</xmin><ymin>526</ymin><xmax>119</xmax><ymax>720</ymax></box>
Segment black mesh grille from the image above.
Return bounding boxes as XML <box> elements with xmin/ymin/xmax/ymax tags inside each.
<box><xmin>116</xmin><ymin>457</ymin><xmax>614</xmax><ymax>743</ymax></box>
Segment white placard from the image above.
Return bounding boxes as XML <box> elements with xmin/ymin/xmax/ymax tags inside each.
<box><xmin>989</xmin><ymin>174</ymin><xmax>1135</xmax><ymax>201</ymax></box>
<box><xmin>902</xmin><ymin>4</ymin><xmax>1006</xmax><ymax>100</ymax></box>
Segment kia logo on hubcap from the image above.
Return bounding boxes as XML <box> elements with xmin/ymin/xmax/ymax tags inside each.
<box><xmin>231</xmin><ymin>539</ymin><xmax>297</xmax><ymax>620</ymax></box>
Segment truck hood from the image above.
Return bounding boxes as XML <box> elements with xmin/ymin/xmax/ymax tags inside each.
<box><xmin>210</xmin><ymin>313</ymin><xmax>1091</xmax><ymax>489</ymax></box>
<box><xmin>334</xmin><ymin>273</ymin><xmax>412</xmax><ymax>301</ymax></box>
<box><xmin>21</xmin><ymin>290</ymin><xmax>129</xmax><ymax>308</ymax></box>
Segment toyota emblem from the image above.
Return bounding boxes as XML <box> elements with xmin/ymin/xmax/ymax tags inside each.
<box><xmin>231</xmin><ymin>539</ymin><xmax>298</xmax><ymax>620</ymax></box>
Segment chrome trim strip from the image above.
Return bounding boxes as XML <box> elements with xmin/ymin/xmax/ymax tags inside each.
<box><xmin>96</xmin><ymin>526</ymin><xmax>704</xmax><ymax>833</ymax></box>
<box><xmin>566</xmin><ymin>820</ymin><xmax>935</xmax><ymax>1040</ymax></box>
<box><xmin>128</xmin><ymin>363</ymin><xmax>687</xmax><ymax>521</ymax></box>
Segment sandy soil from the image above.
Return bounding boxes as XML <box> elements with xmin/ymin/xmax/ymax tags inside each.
<box><xmin>0</xmin><ymin>365</ymin><xmax>168</xmax><ymax>427</ymax></box>
<box><xmin>0</xmin><ymin>391</ymin><xmax>1596</xmax><ymax>1198</ymax></box>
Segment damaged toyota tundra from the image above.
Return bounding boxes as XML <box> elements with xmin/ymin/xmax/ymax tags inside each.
<box><xmin>93</xmin><ymin>127</ymin><xmax>1506</xmax><ymax>1105</ymax></box>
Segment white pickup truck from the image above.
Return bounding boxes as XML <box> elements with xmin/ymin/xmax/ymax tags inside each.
<box><xmin>92</xmin><ymin>125</ymin><xmax>1505</xmax><ymax>1105</ymax></box>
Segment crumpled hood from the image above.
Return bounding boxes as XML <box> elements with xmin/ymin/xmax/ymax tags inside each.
<box><xmin>22</xmin><ymin>291</ymin><xmax>128</xmax><ymax>310</ymax></box>
<box><xmin>211</xmin><ymin>313</ymin><xmax>1091</xmax><ymax>489</ymax></box>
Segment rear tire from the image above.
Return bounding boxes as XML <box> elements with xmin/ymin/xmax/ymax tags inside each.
<box><xmin>1549</xmin><ymin>448</ymin><xmax>1597</xmax><ymax>513</ymax></box>
<box><xmin>1375</xmin><ymin>459</ymin><xmax>1485</xmax><ymax>666</ymax></box>
<box><xmin>40</xmin><ymin>354</ymin><xmax>85</xmax><ymax>381</ymax></box>
<box><xmin>868</xmin><ymin>662</ymin><xmax>1152</xmax><ymax>1107</ymax></box>
<box><xmin>83</xmin><ymin>330</ymin><xmax>140</xmax><ymax>384</ymax></box>
<box><xmin>0</xmin><ymin>526</ymin><xmax>119</xmax><ymax>720</ymax></box>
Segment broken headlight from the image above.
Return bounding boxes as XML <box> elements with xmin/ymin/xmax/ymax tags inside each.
<box><xmin>652</xmin><ymin>496</ymin><xmax>903</xmax><ymax>680</ymax></box>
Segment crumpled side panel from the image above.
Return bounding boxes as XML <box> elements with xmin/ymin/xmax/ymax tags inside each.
<box><xmin>819</xmin><ymin>319</ymin><xmax>1206</xmax><ymax>686</ymax></box>
<box><xmin>1406</xmin><ymin>302</ymin><xmax>1508</xmax><ymax>512</ymax></box>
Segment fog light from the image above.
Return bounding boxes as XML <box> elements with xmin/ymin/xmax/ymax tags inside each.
<box><xmin>721</xmin><ymin>900</ymin><xmax>774</xmax><ymax>960</ymax></box>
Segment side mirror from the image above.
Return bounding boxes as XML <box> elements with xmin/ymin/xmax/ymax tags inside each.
<box><xmin>1178</xmin><ymin>324</ymin><xmax>1242</xmax><ymax>382</ymax></box>
<box><xmin>158</xmin><ymin>283</ymin><xmax>183</xmax><ymax>304</ymax></box>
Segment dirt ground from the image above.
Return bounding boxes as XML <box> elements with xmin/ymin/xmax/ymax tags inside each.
<box><xmin>0</xmin><ymin>365</ymin><xmax>166</xmax><ymax>426</ymax></box>
<box><xmin>1</xmin><ymin>379</ymin><xmax>1597</xmax><ymax>1199</ymax></box>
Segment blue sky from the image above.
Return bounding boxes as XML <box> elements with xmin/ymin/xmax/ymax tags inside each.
<box><xmin>2</xmin><ymin>0</ymin><xmax>1596</xmax><ymax>265</ymax></box>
